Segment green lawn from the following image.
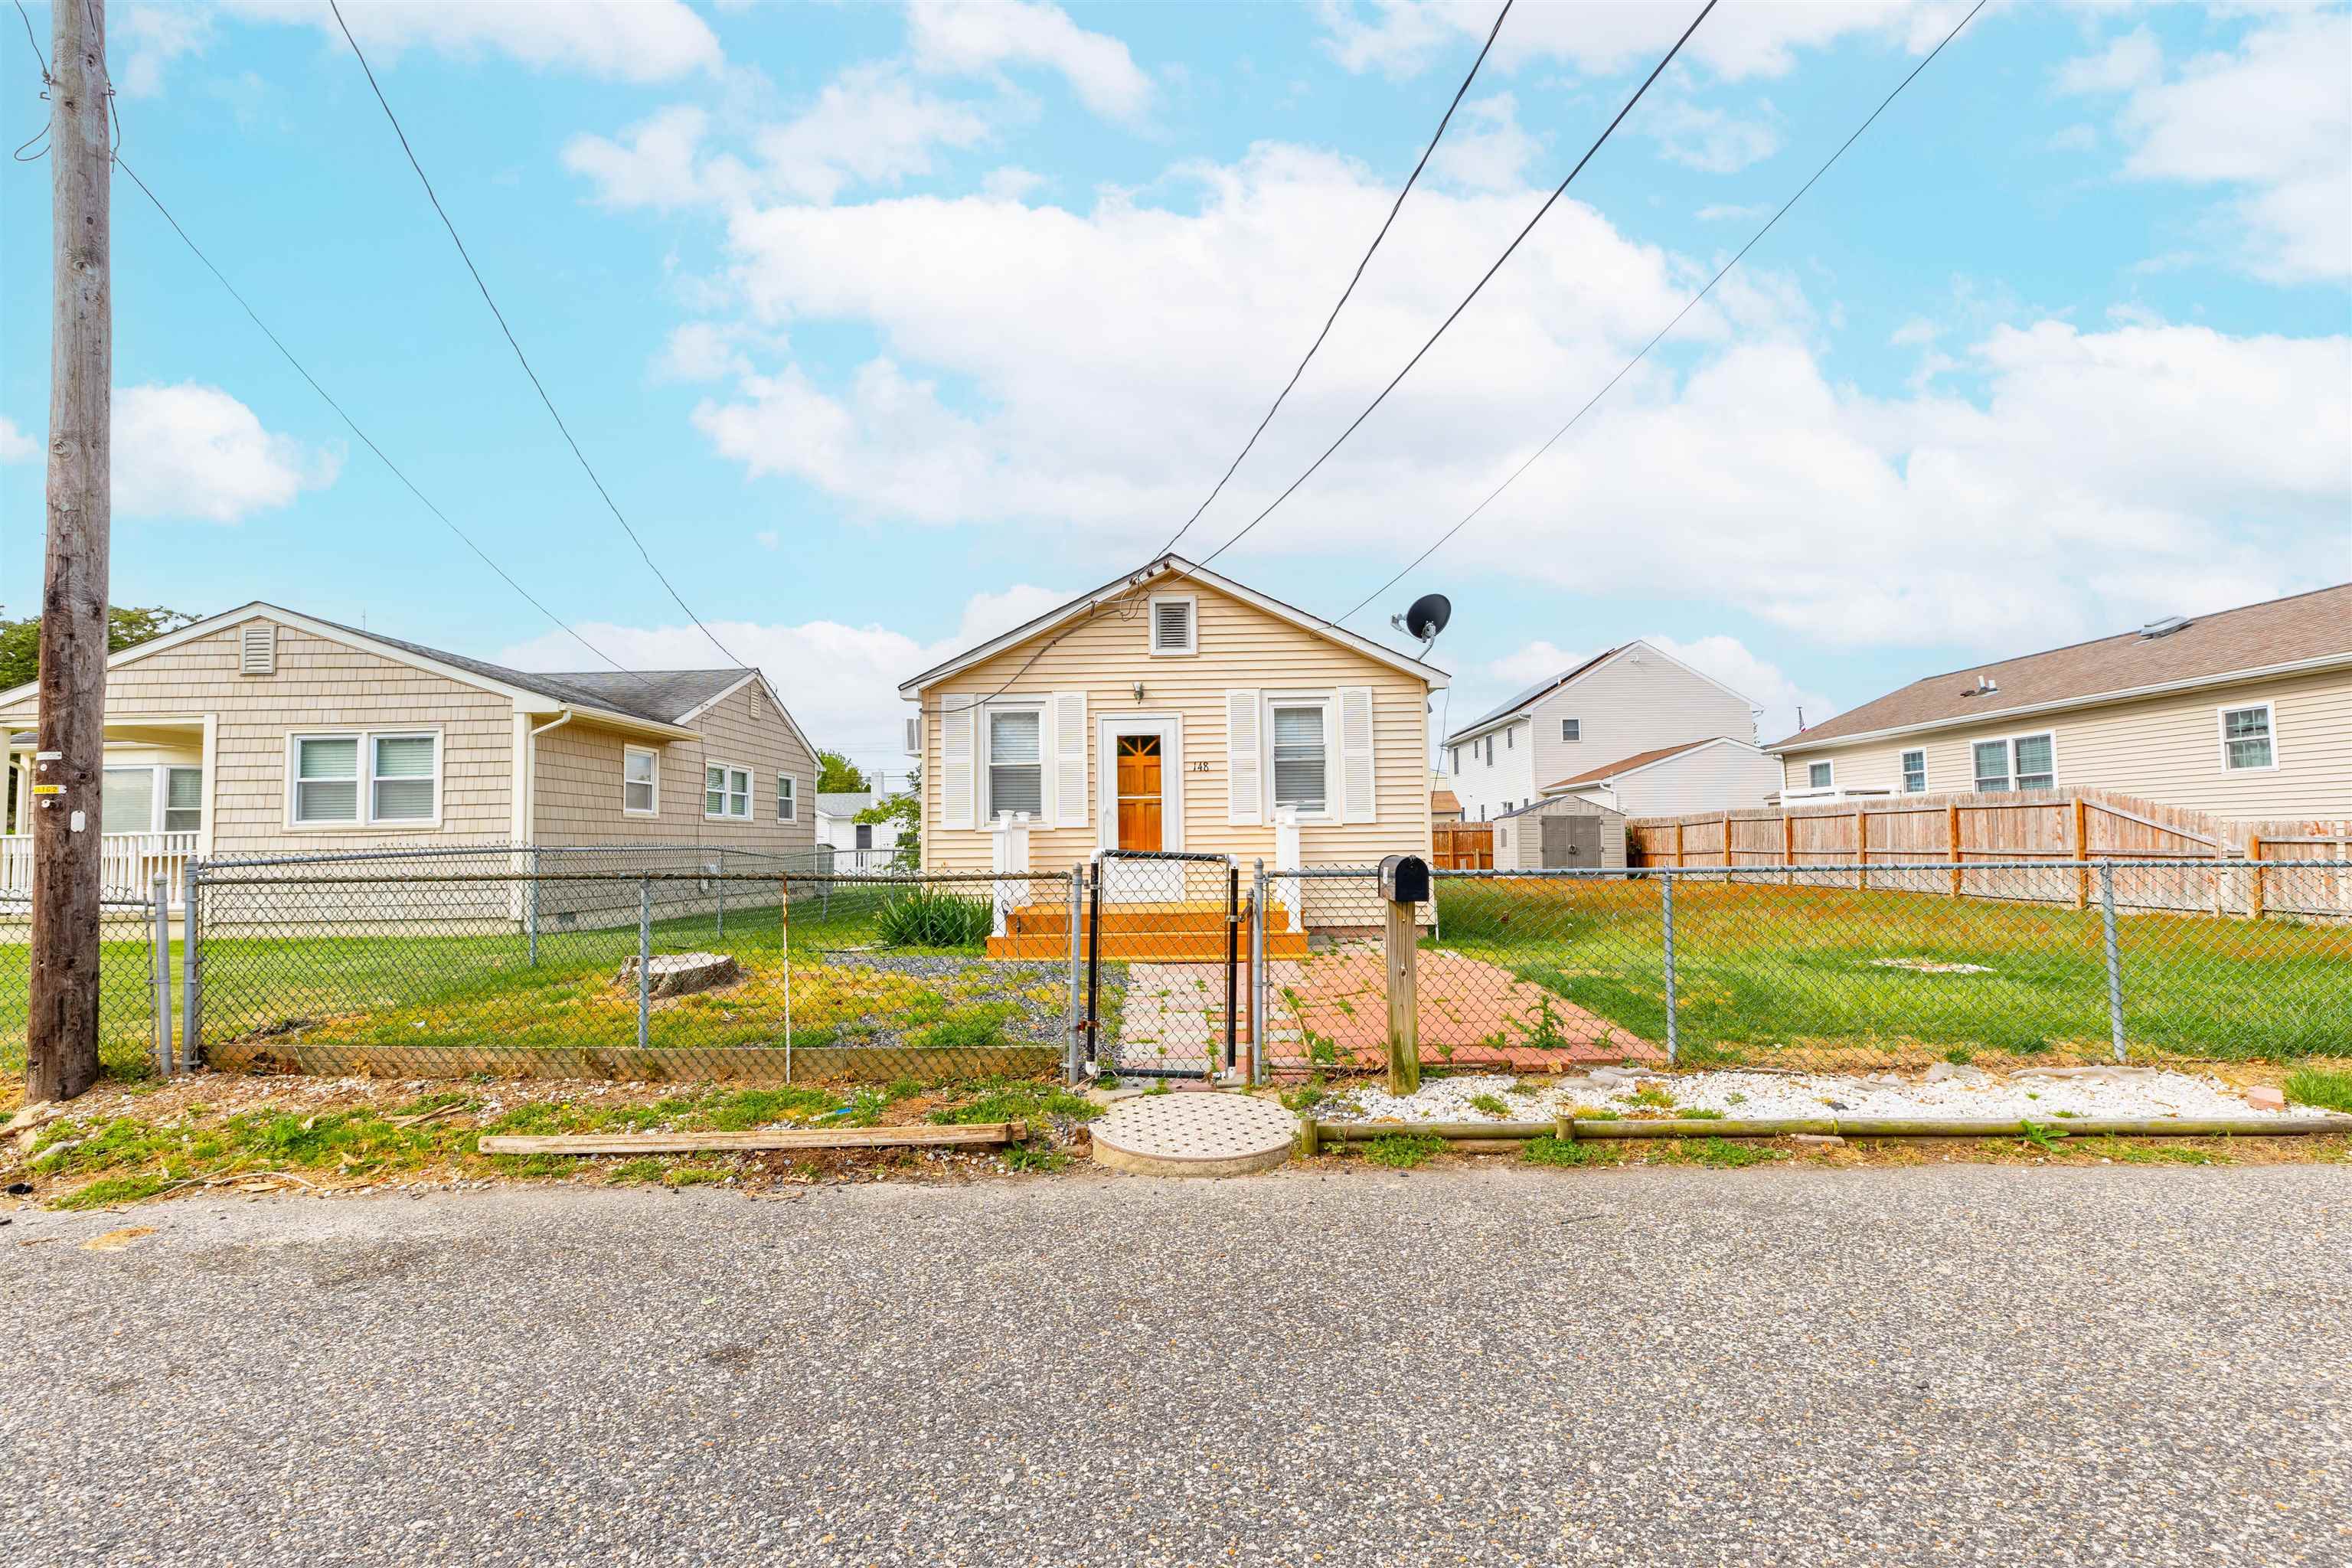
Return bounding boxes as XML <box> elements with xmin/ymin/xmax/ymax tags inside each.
<box><xmin>1431</xmin><ymin>878</ymin><xmax>2352</xmax><ymax>1064</ymax></box>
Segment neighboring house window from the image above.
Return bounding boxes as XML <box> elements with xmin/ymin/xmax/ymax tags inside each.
<box><xmin>704</xmin><ymin>764</ymin><xmax>753</xmax><ymax>821</ymax></box>
<box><xmin>1974</xmin><ymin>733</ymin><xmax>2054</xmax><ymax>793</ymax></box>
<box><xmin>291</xmin><ymin>732</ymin><xmax>439</xmax><ymax>826</ymax></box>
<box><xmin>1561</xmin><ymin>719</ymin><xmax>1579</xmax><ymax>742</ymax></box>
<box><xmin>1504</xmin><ymin>727</ymin><xmax>1513</xmax><ymax>750</ymax></box>
<box><xmin>622</xmin><ymin>747</ymin><xmax>658</xmax><ymax>815</ymax></box>
<box><xmin>1807</xmin><ymin>761</ymin><xmax>1833</xmax><ymax>791</ymax></box>
<box><xmin>776</xmin><ymin>774</ymin><xmax>797</xmax><ymax>822</ymax></box>
<box><xmin>1271</xmin><ymin>704</ymin><xmax>1327</xmax><ymax>815</ymax></box>
<box><xmin>987</xmin><ymin>710</ymin><xmax>1042</xmax><ymax>818</ymax></box>
<box><xmin>1901</xmin><ymin>750</ymin><xmax>1926</xmax><ymax>793</ymax></box>
<box><xmin>1148</xmin><ymin>594</ymin><xmax>1197</xmax><ymax>655</ymax></box>
<box><xmin>1449</xmin><ymin>746</ymin><xmax>1459</xmax><ymax>772</ymax></box>
<box><xmin>854</xmin><ymin>823</ymin><xmax>873</xmax><ymax>850</ymax></box>
<box><xmin>1484</xmin><ymin>737</ymin><xmax>1494</xmax><ymax>766</ymax></box>
<box><xmin>2220</xmin><ymin>704</ymin><xmax>2275</xmax><ymax>770</ymax></box>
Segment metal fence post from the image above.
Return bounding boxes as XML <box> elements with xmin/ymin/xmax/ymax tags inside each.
<box><xmin>2099</xmin><ymin>861</ymin><xmax>2125</xmax><ymax>1064</ymax></box>
<box><xmin>181</xmin><ymin>861</ymin><xmax>202</xmax><ymax>1070</ymax></box>
<box><xmin>527</xmin><ymin>844</ymin><xmax>541</xmax><ymax>966</ymax></box>
<box><xmin>637</xmin><ymin>875</ymin><xmax>652</xmax><ymax>1053</ymax></box>
<box><xmin>152</xmin><ymin>874</ymin><xmax>175</xmax><ymax>1075</ymax></box>
<box><xmin>1065</xmin><ymin>863</ymin><xmax>1084</xmax><ymax>1086</ymax></box>
<box><xmin>1660</xmin><ymin>871</ymin><xmax>1680</xmax><ymax>1067</ymax></box>
<box><xmin>1251</xmin><ymin>858</ymin><xmax>1268</xmax><ymax>1086</ymax></box>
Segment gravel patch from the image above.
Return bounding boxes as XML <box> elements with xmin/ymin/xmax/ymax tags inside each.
<box><xmin>1320</xmin><ymin>1065</ymin><xmax>2337</xmax><ymax>1125</ymax></box>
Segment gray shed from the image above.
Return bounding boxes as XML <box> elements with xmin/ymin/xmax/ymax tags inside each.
<box><xmin>1491</xmin><ymin>795</ymin><xmax>1627</xmax><ymax>871</ymax></box>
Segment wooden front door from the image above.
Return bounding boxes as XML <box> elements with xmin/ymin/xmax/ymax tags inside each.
<box><xmin>1115</xmin><ymin>734</ymin><xmax>1164</xmax><ymax>852</ymax></box>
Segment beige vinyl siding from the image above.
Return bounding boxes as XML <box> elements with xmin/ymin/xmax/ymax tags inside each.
<box><xmin>916</xmin><ymin>579</ymin><xmax>1432</xmax><ymax>874</ymax></box>
<box><xmin>1776</xmin><ymin>668</ymin><xmax>2351</xmax><ymax>819</ymax></box>
<box><xmin>0</xmin><ymin>620</ymin><xmax>516</xmax><ymax>855</ymax></box>
<box><xmin>1527</xmin><ymin>648</ymin><xmax>1756</xmax><ymax>795</ymax></box>
<box><xmin>531</xmin><ymin>680</ymin><xmax>816</xmax><ymax>854</ymax></box>
<box><xmin>1599</xmin><ymin>742</ymin><xmax>1784</xmax><ymax>818</ymax></box>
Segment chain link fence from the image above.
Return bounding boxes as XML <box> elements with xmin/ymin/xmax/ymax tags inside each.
<box><xmin>1079</xmin><ymin>852</ymin><xmax>1248</xmax><ymax>1082</ymax></box>
<box><xmin>1</xmin><ymin>889</ymin><xmax>171</xmax><ymax>1082</ymax></box>
<box><xmin>186</xmin><ymin>850</ymin><xmax>1080</xmax><ymax>1085</ymax></box>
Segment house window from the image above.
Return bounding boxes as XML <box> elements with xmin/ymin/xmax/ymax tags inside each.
<box><xmin>1484</xmin><ymin>737</ymin><xmax>1494</xmax><ymax>766</ymax></box>
<box><xmin>1504</xmin><ymin>727</ymin><xmax>1513</xmax><ymax>750</ymax></box>
<box><xmin>1562</xmin><ymin>719</ymin><xmax>1580</xmax><ymax>742</ymax></box>
<box><xmin>294</xmin><ymin>737</ymin><xmax>361</xmax><ymax>823</ymax></box>
<box><xmin>1271</xmin><ymin>704</ymin><xmax>1327</xmax><ymax>814</ymax></box>
<box><xmin>289</xmin><ymin>732</ymin><xmax>439</xmax><ymax>826</ymax></box>
<box><xmin>622</xmin><ymin>747</ymin><xmax>658</xmax><ymax>815</ymax></box>
<box><xmin>103</xmin><ymin>768</ymin><xmax>155</xmax><ymax>834</ymax></box>
<box><xmin>1148</xmin><ymin>594</ymin><xmax>1196</xmax><ymax>655</ymax></box>
<box><xmin>1975</xmin><ymin>733</ymin><xmax>2053</xmax><ymax>793</ymax></box>
<box><xmin>1449</xmin><ymin>746</ymin><xmax>1459</xmax><ymax>773</ymax></box>
<box><xmin>987</xmin><ymin>709</ymin><xmax>1042</xmax><ymax>818</ymax></box>
<box><xmin>1807</xmin><ymin>761</ymin><xmax>1833</xmax><ymax>791</ymax></box>
<box><xmin>162</xmin><ymin>767</ymin><xmax>202</xmax><ymax>833</ymax></box>
<box><xmin>854</xmin><ymin>823</ymin><xmax>873</xmax><ymax>851</ymax></box>
<box><xmin>704</xmin><ymin>764</ymin><xmax>753</xmax><ymax>821</ymax></box>
<box><xmin>370</xmin><ymin>735</ymin><xmax>438</xmax><ymax>822</ymax></box>
<box><xmin>1901</xmin><ymin>750</ymin><xmax>1926</xmax><ymax>793</ymax></box>
<box><xmin>776</xmin><ymin>774</ymin><xmax>797</xmax><ymax>822</ymax></box>
<box><xmin>2220</xmin><ymin>704</ymin><xmax>2275</xmax><ymax>770</ymax></box>
<box><xmin>1972</xmin><ymin>739</ymin><xmax>2009</xmax><ymax>792</ymax></box>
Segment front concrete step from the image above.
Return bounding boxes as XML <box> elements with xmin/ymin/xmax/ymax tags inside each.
<box><xmin>988</xmin><ymin>932</ymin><xmax>1311</xmax><ymax>960</ymax></box>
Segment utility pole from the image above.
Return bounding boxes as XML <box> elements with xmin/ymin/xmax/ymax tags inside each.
<box><xmin>28</xmin><ymin>0</ymin><xmax>111</xmax><ymax>1102</ymax></box>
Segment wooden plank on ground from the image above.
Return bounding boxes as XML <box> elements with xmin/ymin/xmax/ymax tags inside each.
<box><xmin>479</xmin><ymin>1122</ymin><xmax>1028</xmax><ymax>1156</ymax></box>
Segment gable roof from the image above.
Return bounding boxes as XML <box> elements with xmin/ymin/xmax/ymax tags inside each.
<box><xmin>895</xmin><ymin>554</ymin><xmax>1449</xmax><ymax>695</ymax></box>
<box><xmin>1445</xmin><ymin>640</ymin><xmax>1758</xmax><ymax>747</ymax></box>
<box><xmin>1769</xmin><ymin>583</ymin><xmax>2352</xmax><ymax>753</ymax></box>
<box><xmin>1542</xmin><ymin>737</ymin><xmax>1727</xmax><ymax>793</ymax></box>
<box><xmin>1429</xmin><ymin>788</ymin><xmax>1462</xmax><ymax>814</ymax></box>
<box><xmin>0</xmin><ymin>602</ymin><xmax>813</xmax><ymax>751</ymax></box>
<box><xmin>815</xmin><ymin>792</ymin><xmax>875</xmax><ymax>817</ymax></box>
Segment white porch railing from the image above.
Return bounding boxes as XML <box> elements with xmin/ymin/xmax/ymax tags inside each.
<box><xmin>0</xmin><ymin>831</ymin><xmax>199</xmax><ymax>906</ymax></box>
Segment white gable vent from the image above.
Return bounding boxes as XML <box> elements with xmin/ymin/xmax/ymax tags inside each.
<box><xmin>239</xmin><ymin>622</ymin><xmax>276</xmax><ymax>676</ymax></box>
<box><xmin>1150</xmin><ymin>595</ymin><xmax>1196</xmax><ymax>655</ymax></box>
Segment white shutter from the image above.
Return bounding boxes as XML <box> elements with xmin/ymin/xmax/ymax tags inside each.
<box><xmin>240</xmin><ymin>622</ymin><xmax>276</xmax><ymax>675</ymax></box>
<box><xmin>1052</xmin><ymin>691</ymin><xmax>1088</xmax><ymax>827</ymax></box>
<box><xmin>1340</xmin><ymin>686</ymin><xmax>1376</xmax><ymax>823</ymax></box>
<box><xmin>903</xmin><ymin>715</ymin><xmax>920</xmax><ymax>756</ymax></box>
<box><xmin>1225</xmin><ymin>688</ymin><xmax>1262</xmax><ymax>825</ymax></box>
<box><xmin>939</xmin><ymin>701</ymin><xmax>974</xmax><ymax>830</ymax></box>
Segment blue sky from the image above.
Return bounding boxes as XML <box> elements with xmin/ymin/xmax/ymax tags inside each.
<box><xmin>3</xmin><ymin>0</ymin><xmax>2347</xmax><ymax>783</ymax></box>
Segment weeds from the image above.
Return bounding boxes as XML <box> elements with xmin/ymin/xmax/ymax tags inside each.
<box><xmin>2284</xmin><ymin>1068</ymin><xmax>2352</xmax><ymax>1113</ymax></box>
<box><xmin>1522</xmin><ymin>1135</ymin><xmax>1596</xmax><ymax>1168</ymax></box>
<box><xmin>1360</xmin><ymin>1135</ymin><xmax>1446</xmax><ymax>1169</ymax></box>
<box><xmin>1467</xmin><ymin>1093</ymin><xmax>1511</xmax><ymax>1117</ymax></box>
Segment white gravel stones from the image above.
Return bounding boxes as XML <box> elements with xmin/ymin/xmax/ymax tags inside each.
<box><xmin>1318</xmin><ymin>1067</ymin><xmax>2327</xmax><ymax>1125</ymax></box>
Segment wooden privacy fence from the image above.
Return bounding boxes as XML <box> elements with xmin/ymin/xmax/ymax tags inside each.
<box><xmin>1625</xmin><ymin>788</ymin><xmax>2352</xmax><ymax>920</ymax></box>
<box><xmin>1432</xmin><ymin>822</ymin><xmax>1494</xmax><ymax>871</ymax></box>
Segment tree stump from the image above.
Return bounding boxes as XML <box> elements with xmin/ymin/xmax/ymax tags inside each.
<box><xmin>614</xmin><ymin>952</ymin><xmax>743</xmax><ymax>998</ymax></box>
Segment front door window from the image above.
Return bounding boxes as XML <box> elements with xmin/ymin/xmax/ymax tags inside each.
<box><xmin>1115</xmin><ymin>734</ymin><xmax>1163</xmax><ymax>852</ymax></box>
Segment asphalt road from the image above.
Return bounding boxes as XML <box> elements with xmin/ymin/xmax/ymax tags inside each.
<box><xmin>7</xmin><ymin>1163</ymin><xmax>2347</xmax><ymax>1567</ymax></box>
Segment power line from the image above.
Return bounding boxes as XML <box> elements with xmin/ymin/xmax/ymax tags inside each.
<box><xmin>325</xmin><ymin>0</ymin><xmax>747</xmax><ymax>671</ymax></box>
<box><xmin>1186</xmin><ymin>0</ymin><xmax>1717</xmax><ymax>574</ymax></box>
<box><xmin>1338</xmin><ymin>0</ymin><xmax>1989</xmax><ymax>625</ymax></box>
<box><xmin>1155</xmin><ymin>0</ymin><xmax>1514</xmax><ymax>559</ymax></box>
<box><xmin>113</xmin><ymin>157</ymin><xmax>658</xmax><ymax>688</ymax></box>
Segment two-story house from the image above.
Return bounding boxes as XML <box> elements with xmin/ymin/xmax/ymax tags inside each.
<box><xmin>1442</xmin><ymin>642</ymin><xmax>1769</xmax><ymax>822</ymax></box>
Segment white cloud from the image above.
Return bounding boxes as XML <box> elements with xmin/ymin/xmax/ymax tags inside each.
<box><xmin>111</xmin><ymin>383</ymin><xmax>339</xmax><ymax>522</ymax></box>
<box><xmin>1640</xmin><ymin>634</ymin><xmax>1831</xmax><ymax>747</ymax></box>
<box><xmin>567</xmin><ymin>67</ymin><xmax>992</xmax><ymax>211</ymax></box>
<box><xmin>492</xmin><ymin>582</ymin><xmax>1070</xmax><ymax>767</ymax></box>
<box><xmin>1642</xmin><ymin>98</ymin><xmax>1781</xmax><ymax>174</ymax></box>
<box><xmin>669</xmin><ymin>139</ymin><xmax>2347</xmax><ymax>655</ymax></box>
<box><xmin>2064</xmin><ymin>13</ymin><xmax>2351</xmax><ymax>283</ymax></box>
<box><xmin>753</xmin><ymin>529</ymin><xmax>779</xmax><ymax>550</ymax></box>
<box><xmin>906</xmin><ymin>0</ymin><xmax>1153</xmax><ymax>122</ymax></box>
<box><xmin>1426</xmin><ymin>93</ymin><xmax>1540</xmax><ymax>192</ymax></box>
<box><xmin>655</xmin><ymin>321</ymin><xmax>756</xmax><ymax>383</ymax></box>
<box><xmin>1317</xmin><ymin>0</ymin><xmax>1955</xmax><ymax>84</ymax></box>
<box><xmin>0</xmin><ymin>415</ymin><xmax>34</xmax><ymax>463</ymax></box>
<box><xmin>120</xmin><ymin>5</ymin><xmax>214</xmax><ymax>97</ymax></box>
<box><xmin>982</xmin><ymin>165</ymin><xmax>1047</xmax><ymax>201</ymax></box>
<box><xmin>220</xmin><ymin>0</ymin><xmax>720</xmax><ymax>83</ymax></box>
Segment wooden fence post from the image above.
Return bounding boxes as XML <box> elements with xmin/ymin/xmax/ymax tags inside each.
<box><xmin>2073</xmin><ymin>795</ymin><xmax>2090</xmax><ymax>910</ymax></box>
<box><xmin>1946</xmin><ymin>803</ymin><xmax>1962</xmax><ymax>899</ymax></box>
<box><xmin>2247</xmin><ymin>833</ymin><xmax>2264</xmax><ymax>923</ymax></box>
<box><xmin>1673</xmin><ymin>822</ymin><xmax>1684</xmax><ymax>869</ymax></box>
<box><xmin>1782</xmin><ymin>811</ymin><xmax>1795</xmax><ymax>884</ymax></box>
<box><xmin>1383</xmin><ymin>893</ymin><xmax>1419</xmax><ymax>1096</ymax></box>
<box><xmin>1854</xmin><ymin>807</ymin><xmax>1868</xmax><ymax>891</ymax></box>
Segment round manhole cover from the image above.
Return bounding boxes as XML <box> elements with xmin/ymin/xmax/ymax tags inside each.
<box><xmin>1091</xmin><ymin>1093</ymin><xmax>1298</xmax><ymax>1178</ymax></box>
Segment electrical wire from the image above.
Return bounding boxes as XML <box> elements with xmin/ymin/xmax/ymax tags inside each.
<box><xmin>1338</xmin><ymin>0</ymin><xmax>1990</xmax><ymax>624</ymax></box>
<box><xmin>1154</xmin><ymin>0</ymin><xmax>1514</xmax><ymax>559</ymax></box>
<box><xmin>1186</xmin><ymin>0</ymin><xmax>1717</xmax><ymax>574</ymax></box>
<box><xmin>326</xmin><ymin>0</ymin><xmax>748</xmax><ymax>671</ymax></box>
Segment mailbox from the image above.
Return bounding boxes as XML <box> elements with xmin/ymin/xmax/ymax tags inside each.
<box><xmin>1378</xmin><ymin>854</ymin><xmax>1431</xmax><ymax>905</ymax></box>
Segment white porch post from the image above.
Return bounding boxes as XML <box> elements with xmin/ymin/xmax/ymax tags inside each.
<box><xmin>1274</xmin><ymin>806</ymin><xmax>1302</xmax><ymax>933</ymax></box>
<box><xmin>990</xmin><ymin>812</ymin><xmax>1033</xmax><ymax>936</ymax></box>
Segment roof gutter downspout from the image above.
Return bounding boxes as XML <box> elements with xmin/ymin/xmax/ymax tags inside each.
<box><xmin>524</xmin><ymin>710</ymin><xmax>577</xmax><ymax>847</ymax></box>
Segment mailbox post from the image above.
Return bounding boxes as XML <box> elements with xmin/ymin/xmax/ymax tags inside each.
<box><xmin>1379</xmin><ymin>854</ymin><xmax>1429</xmax><ymax>1096</ymax></box>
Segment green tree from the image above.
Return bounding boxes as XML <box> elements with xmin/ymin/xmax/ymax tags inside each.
<box><xmin>0</xmin><ymin>603</ymin><xmax>196</xmax><ymax>691</ymax></box>
<box><xmin>856</xmin><ymin>770</ymin><xmax>921</xmax><ymax>868</ymax></box>
<box><xmin>815</xmin><ymin>749</ymin><xmax>870</xmax><ymax>793</ymax></box>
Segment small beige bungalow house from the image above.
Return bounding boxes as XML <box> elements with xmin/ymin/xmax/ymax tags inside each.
<box><xmin>0</xmin><ymin>603</ymin><xmax>818</xmax><ymax>906</ymax></box>
<box><xmin>1767</xmin><ymin>584</ymin><xmax>2352</xmax><ymax>819</ymax></box>
<box><xmin>897</xmin><ymin>556</ymin><xmax>1448</xmax><ymax>948</ymax></box>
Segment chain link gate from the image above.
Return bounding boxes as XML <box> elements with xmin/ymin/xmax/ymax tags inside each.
<box><xmin>1080</xmin><ymin>851</ymin><xmax>1249</xmax><ymax>1082</ymax></box>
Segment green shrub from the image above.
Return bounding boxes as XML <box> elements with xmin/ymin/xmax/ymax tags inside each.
<box><xmin>874</xmin><ymin>890</ymin><xmax>994</xmax><ymax>949</ymax></box>
<box><xmin>1361</xmin><ymin>1135</ymin><xmax>1446</xmax><ymax>1169</ymax></box>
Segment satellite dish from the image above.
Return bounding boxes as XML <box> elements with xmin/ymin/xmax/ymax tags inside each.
<box><xmin>1401</xmin><ymin>593</ymin><xmax>1452</xmax><ymax>645</ymax></box>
